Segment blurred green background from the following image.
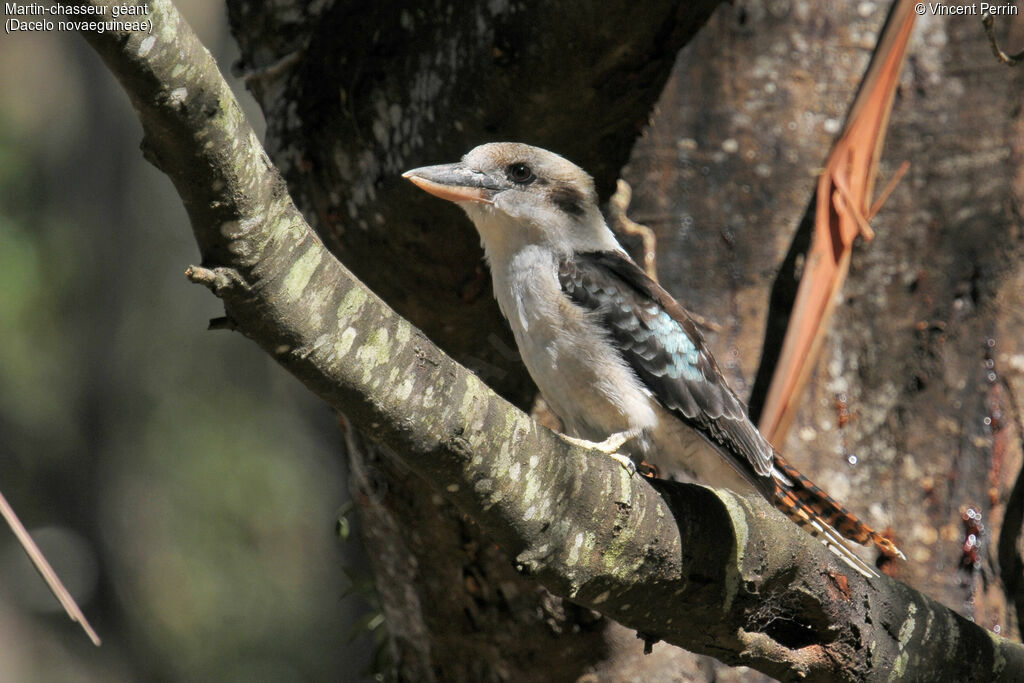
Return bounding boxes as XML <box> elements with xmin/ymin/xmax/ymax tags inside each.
<box><xmin>0</xmin><ymin>3</ymin><xmax>372</xmax><ymax>680</ymax></box>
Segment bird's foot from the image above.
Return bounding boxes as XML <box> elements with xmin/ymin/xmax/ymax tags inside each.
<box><xmin>559</xmin><ymin>430</ymin><xmax>635</xmax><ymax>454</ymax></box>
<box><xmin>606</xmin><ymin>451</ymin><xmax>637</xmax><ymax>477</ymax></box>
<box><xmin>559</xmin><ymin>430</ymin><xmax>639</xmax><ymax>475</ymax></box>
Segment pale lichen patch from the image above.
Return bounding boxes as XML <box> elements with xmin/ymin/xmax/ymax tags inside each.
<box><xmin>158</xmin><ymin>18</ymin><xmax>177</xmax><ymax>47</ymax></box>
<box><xmin>921</xmin><ymin>605</ymin><xmax>935</xmax><ymax>642</ymax></box>
<box><xmin>337</xmin><ymin>287</ymin><xmax>368</xmax><ymax>321</ymax></box>
<box><xmin>299</xmin><ymin>284</ymin><xmax>332</xmax><ymax>332</ymax></box>
<box><xmin>394</xmin><ymin>376</ymin><xmax>415</xmax><ymax>402</ymax></box>
<box><xmin>567</xmin><ymin>532</ymin><xmax>585</xmax><ymax>565</ymax></box>
<box><xmin>335</xmin><ymin>327</ymin><xmax>358</xmax><ymax>358</ymax></box>
<box><xmin>617</xmin><ymin>465</ymin><xmax>634</xmax><ymax>505</ymax></box>
<box><xmin>138</xmin><ymin>35</ymin><xmax>156</xmax><ymax>57</ymax></box>
<box><xmin>227</xmin><ymin>239</ymin><xmax>253</xmax><ymax>258</ymax></box>
<box><xmin>282</xmin><ymin>247</ymin><xmax>323</xmax><ymax>303</ymax></box>
<box><xmin>488</xmin><ymin>488</ymin><xmax>507</xmax><ymax>507</ymax></box>
<box><xmin>889</xmin><ymin>603</ymin><xmax>918</xmax><ymax>681</ymax></box>
<box><xmin>457</xmin><ymin>379</ymin><xmax>491</xmax><ymax>435</ymax></box>
<box><xmin>898</xmin><ymin>603</ymin><xmax>917</xmax><ymax>645</ymax></box>
<box><xmin>523</xmin><ymin>468</ymin><xmax>541</xmax><ymax>504</ymax></box>
<box><xmin>891</xmin><ymin>649</ymin><xmax>908</xmax><ymax>678</ymax></box>
<box><xmin>601</xmin><ymin>526</ymin><xmax>644</xmax><ymax>581</ymax></box>
<box><xmin>582</xmin><ymin>531</ymin><xmax>596</xmax><ymax>565</ymax></box>
<box><xmin>355</xmin><ymin>327</ymin><xmax>392</xmax><ymax>383</ymax></box>
<box><xmin>222</xmin><ymin>210</ymin><xmax>261</xmax><ymax>238</ymax></box>
<box><xmin>421</xmin><ymin>385</ymin><xmax>436</xmax><ymax>410</ymax></box>
<box><xmin>310</xmin><ymin>334</ymin><xmax>334</xmax><ymax>363</ymax></box>
<box><xmin>717</xmin><ymin>490</ymin><xmax>749</xmax><ymax>613</ymax></box>
<box><xmin>394</xmin><ymin>319</ymin><xmax>412</xmax><ymax>346</ymax></box>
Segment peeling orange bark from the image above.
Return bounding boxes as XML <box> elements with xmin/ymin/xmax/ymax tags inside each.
<box><xmin>758</xmin><ymin>0</ymin><xmax>917</xmax><ymax>445</ymax></box>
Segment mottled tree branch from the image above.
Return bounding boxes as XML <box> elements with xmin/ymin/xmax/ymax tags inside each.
<box><xmin>62</xmin><ymin>0</ymin><xmax>1024</xmax><ymax>680</ymax></box>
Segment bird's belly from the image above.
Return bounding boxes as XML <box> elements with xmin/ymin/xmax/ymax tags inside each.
<box><xmin>513</xmin><ymin>316</ymin><xmax>657</xmax><ymax>442</ymax></box>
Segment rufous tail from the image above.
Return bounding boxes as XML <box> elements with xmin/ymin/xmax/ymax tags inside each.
<box><xmin>770</xmin><ymin>454</ymin><xmax>905</xmax><ymax>577</ymax></box>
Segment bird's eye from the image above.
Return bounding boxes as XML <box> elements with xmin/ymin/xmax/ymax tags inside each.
<box><xmin>506</xmin><ymin>163</ymin><xmax>535</xmax><ymax>185</ymax></box>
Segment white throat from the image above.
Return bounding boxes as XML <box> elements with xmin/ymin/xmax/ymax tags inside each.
<box><xmin>461</xmin><ymin>200</ymin><xmax>622</xmax><ymax>268</ymax></box>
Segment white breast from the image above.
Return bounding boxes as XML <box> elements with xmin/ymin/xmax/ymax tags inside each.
<box><xmin>489</xmin><ymin>246</ymin><xmax>657</xmax><ymax>442</ymax></box>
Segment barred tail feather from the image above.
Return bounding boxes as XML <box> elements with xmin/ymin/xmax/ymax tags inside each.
<box><xmin>770</xmin><ymin>455</ymin><xmax>905</xmax><ymax>579</ymax></box>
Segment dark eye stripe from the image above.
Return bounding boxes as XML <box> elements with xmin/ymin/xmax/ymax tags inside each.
<box><xmin>550</xmin><ymin>182</ymin><xmax>584</xmax><ymax>216</ymax></box>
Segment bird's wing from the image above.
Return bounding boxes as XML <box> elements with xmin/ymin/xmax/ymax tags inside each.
<box><xmin>558</xmin><ymin>250</ymin><xmax>775</xmax><ymax>481</ymax></box>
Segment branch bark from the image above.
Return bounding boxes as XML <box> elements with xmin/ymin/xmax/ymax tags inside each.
<box><xmin>64</xmin><ymin>0</ymin><xmax>1024</xmax><ymax>680</ymax></box>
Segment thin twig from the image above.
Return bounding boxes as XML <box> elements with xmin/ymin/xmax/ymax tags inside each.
<box><xmin>609</xmin><ymin>179</ymin><xmax>659</xmax><ymax>281</ymax></box>
<box><xmin>868</xmin><ymin>160</ymin><xmax>911</xmax><ymax>220</ymax></box>
<box><xmin>0</xmin><ymin>490</ymin><xmax>100</xmax><ymax>645</ymax></box>
<box><xmin>983</xmin><ymin>13</ymin><xmax>1024</xmax><ymax>66</ymax></box>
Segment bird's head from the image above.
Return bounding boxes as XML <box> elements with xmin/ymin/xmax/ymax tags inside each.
<box><xmin>403</xmin><ymin>142</ymin><xmax>621</xmax><ymax>262</ymax></box>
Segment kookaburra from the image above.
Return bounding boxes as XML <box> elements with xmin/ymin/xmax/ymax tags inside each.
<box><xmin>403</xmin><ymin>142</ymin><xmax>902</xmax><ymax>576</ymax></box>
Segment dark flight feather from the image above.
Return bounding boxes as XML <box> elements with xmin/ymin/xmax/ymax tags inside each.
<box><xmin>558</xmin><ymin>250</ymin><xmax>776</xmax><ymax>482</ymax></box>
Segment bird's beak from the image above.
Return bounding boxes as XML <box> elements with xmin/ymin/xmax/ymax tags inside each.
<box><xmin>402</xmin><ymin>163</ymin><xmax>498</xmax><ymax>205</ymax></box>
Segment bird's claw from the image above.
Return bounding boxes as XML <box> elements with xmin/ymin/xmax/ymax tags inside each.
<box><xmin>559</xmin><ymin>430</ymin><xmax>635</xmax><ymax>454</ymax></box>
<box><xmin>558</xmin><ymin>431</ymin><xmax>638</xmax><ymax>476</ymax></box>
<box><xmin>607</xmin><ymin>451</ymin><xmax>637</xmax><ymax>476</ymax></box>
